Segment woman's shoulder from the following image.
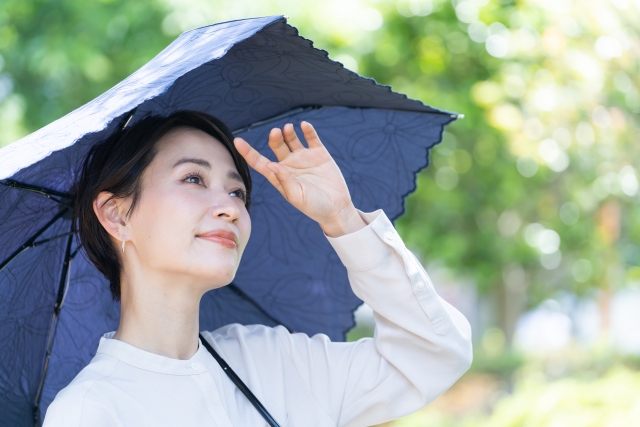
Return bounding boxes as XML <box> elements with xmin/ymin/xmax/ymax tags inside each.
<box><xmin>202</xmin><ymin>323</ymin><xmax>336</xmax><ymax>358</ymax></box>
<box><xmin>43</xmin><ymin>354</ymin><xmax>119</xmax><ymax>426</ymax></box>
<box><xmin>204</xmin><ymin>322</ymin><xmax>333</xmax><ymax>343</ymax></box>
<box><xmin>203</xmin><ymin>323</ymin><xmax>288</xmax><ymax>346</ymax></box>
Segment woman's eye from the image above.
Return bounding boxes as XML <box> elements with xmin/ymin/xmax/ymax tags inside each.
<box><xmin>230</xmin><ymin>189</ymin><xmax>247</xmax><ymax>201</ymax></box>
<box><xmin>184</xmin><ymin>174</ymin><xmax>203</xmax><ymax>185</ymax></box>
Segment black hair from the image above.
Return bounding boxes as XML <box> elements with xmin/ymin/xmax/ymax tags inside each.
<box><xmin>74</xmin><ymin>110</ymin><xmax>252</xmax><ymax>302</ymax></box>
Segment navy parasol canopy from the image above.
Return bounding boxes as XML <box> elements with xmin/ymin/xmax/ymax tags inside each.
<box><xmin>0</xmin><ymin>15</ymin><xmax>458</xmax><ymax>426</ymax></box>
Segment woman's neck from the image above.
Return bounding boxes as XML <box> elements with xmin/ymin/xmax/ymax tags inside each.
<box><xmin>112</xmin><ymin>271</ymin><xmax>204</xmax><ymax>360</ymax></box>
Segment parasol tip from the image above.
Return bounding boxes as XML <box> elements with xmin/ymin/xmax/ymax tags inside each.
<box><xmin>453</xmin><ymin>113</ymin><xmax>465</xmax><ymax>119</ymax></box>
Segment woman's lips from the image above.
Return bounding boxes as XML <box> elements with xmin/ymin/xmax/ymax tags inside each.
<box><xmin>197</xmin><ymin>230</ymin><xmax>238</xmax><ymax>249</ymax></box>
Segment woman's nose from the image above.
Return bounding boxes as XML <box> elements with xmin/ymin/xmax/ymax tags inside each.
<box><xmin>210</xmin><ymin>192</ymin><xmax>241</xmax><ymax>222</ymax></box>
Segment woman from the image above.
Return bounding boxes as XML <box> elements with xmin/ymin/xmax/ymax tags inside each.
<box><xmin>43</xmin><ymin>110</ymin><xmax>472</xmax><ymax>427</ymax></box>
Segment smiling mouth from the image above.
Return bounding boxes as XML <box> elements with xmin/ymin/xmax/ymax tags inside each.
<box><xmin>196</xmin><ymin>231</ymin><xmax>238</xmax><ymax>249</ymax></box>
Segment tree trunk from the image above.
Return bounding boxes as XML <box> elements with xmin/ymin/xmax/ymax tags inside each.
<box><xmin>596</xmin><ymin>200</ymin><xmax>621</xmax><ymax>344</ymax></box>
<box><xmin>498</xmin><ymin>264</ymin><xmax>528</xmax><ymax>347</ymax></box>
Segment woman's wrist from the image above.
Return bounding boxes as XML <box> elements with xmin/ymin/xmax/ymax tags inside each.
<box><xmin>319</xmin><ymin>205</ymin><xmax>367</xmax><ymax>238</ymax></box>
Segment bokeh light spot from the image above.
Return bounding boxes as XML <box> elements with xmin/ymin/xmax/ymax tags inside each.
<box><xmin>435</xmin><ymin>166</ymin><xmax>459</xmax><ymax>190</ymax></box>
<box><xmin>517</xmin><ymin>154</ymin><xmax>539</xmax><ymax>177</ymax></box>
<box><xmin>576</xmin><ymin>122</ymin><xmax>595</xmax><ymax>146</ymax></box>
<box><xmin>572</xmin><ymin>259</ymin><xmax>593</xmax><ymax>282</ymax></box>
<box><xmin>559</xmin><ymin>202</ymin><xmax>580</xmax><ymax>225</ymax></box>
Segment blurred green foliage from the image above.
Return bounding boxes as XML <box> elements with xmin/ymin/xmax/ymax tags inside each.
<box><xmin>0</xmin><ymin>0</ymin><xmax>172</xmax><ymax>144</ymax></box>
<box><xmin>476</xmin><ymin>366</ymin><xmax>640</xmax><ymax>427</ymax></box>
<box><xmin>1</xmin><ymin>0</ymin><xmax>639</xmax><ymax>341</ymax></box>
<box><xmin>389</xmin><ymin>364</ymin><xmax>640</xmax><ymax>427</ymax></box>
<box><xmin>3</xmin><ymin>1</ymin><xmax>639</xmax><ymax>425</ymax></box>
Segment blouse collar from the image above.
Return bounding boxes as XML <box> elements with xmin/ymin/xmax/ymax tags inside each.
<box><xmin>96</xmin><ymin>331</ymin><xmax>212</xmax><ymax>375</ymax></box>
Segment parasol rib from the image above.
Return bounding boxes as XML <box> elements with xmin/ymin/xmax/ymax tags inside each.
<box><xmin>69</xmin><ymin>245</ymin><xmax>83</xmax><ymax>260</ymax></box>
<box><xmin>231</xmin><ymin>106</ymin><xmax>320</xmax><ymax>135</ymax></box>
<box><xmin>32</xmin><ymin>232</ymin><xmax>77</xmax><ymax>248</ymax></box>
<box><xmin>0</xmin><ymin>209</ymin><xmax>69</xmax><ymax>274</ymax></box>
<box><xmin>231</xmin><ymin>105</ymin><xmax>460</xmax><ymax>137</ymax></box>
<box><xmin>33</xmin><ymin>230</ymin><xmax>74</xmax><ymax>427</ymax></box>
<box><xmin>0</xmin><ymin>179</ymin><xmax>73</xmax><ymax>200</ymax></box>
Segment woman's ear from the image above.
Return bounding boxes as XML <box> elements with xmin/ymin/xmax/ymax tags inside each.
<box><xmin>93</xmin><ymin>192</ymin><xmax>131</xmax><ymax>241</ymax></box>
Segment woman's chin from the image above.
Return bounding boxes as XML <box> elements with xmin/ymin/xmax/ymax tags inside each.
<box><xmin>160</xmin><ymin>254</ymin><xmax>240</xmax><ymax>288</ymax></box>
<box><xmin>191</xmin><ymin>266</ymin><xmax>238</xmax><ymax>289</ymax></box>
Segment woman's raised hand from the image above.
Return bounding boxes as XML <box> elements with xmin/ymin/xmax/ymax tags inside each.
<box><xmin>234</xmin><ymin>121</ymin><xmax>365</xmax><ymax>237</ymax></box>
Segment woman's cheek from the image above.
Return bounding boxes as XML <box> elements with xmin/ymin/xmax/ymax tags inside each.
<box><xmin>134</xmin><ymin>190</ymin><xmax>192</xmax><ymax>262</ymax></box>
<box><xmin>238</xmin><ymin>211</ymin><xmax>252</xmax><ymax>255</ymax></box>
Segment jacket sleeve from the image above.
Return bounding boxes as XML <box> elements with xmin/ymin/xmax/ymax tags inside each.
<box><xmin>273</xmin><ymin>209</ymin><xmax>473</xmax><ymax>427</ymax></box>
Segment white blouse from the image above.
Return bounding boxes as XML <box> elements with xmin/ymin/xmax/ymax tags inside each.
<box><xmin>43</xmin><ymin>210</ymin><xmax>473</xmax><ymax>427</ymax></box>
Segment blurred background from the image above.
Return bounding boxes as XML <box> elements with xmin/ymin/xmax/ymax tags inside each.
<box><xmin>1</xmin><ymin>0</ymin><xmax>639</xmax><ymax>425</ymax></box>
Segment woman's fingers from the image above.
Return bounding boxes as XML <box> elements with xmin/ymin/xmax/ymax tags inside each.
<box><xmin>266</xmin><ymin>162</ymin><xmax>301</xmax><ymax>201</ymax></box>
<box><xmin>234</xmin><ymin>137</ymin><xmax>282</xmax><ymax>188</ymax></box>
<box><xmin>300</xmin><ymin>121</ymin><xmax>324</xmax><ymax>149</ymax></box>
<box><xmin>282</xmin><ymin>123</ymin><xmax>305</xmax><ymax>152</ymax></box>
<box><xmin>234</xmin><ymin>137</ymin><xmax>266</xmax><ymax>170</ymax></box>
<box><xmin>266</xmin><ymin>122</ymin><xmax>321</xmax><ymax>161</ymax></box>
<box><xmin>235</xmin><ymin>126</ymin><xmax>324</xmax><ymax>204</ymax></box>
<box><xmin>234</xmin><ymin>137</ymin><xmax>286</xmax><ymax>193</ymax></box>
<box><xmin>267</xmin><ymin>128</ymin><xmax>292</xmax><ymax>161</ymax></box>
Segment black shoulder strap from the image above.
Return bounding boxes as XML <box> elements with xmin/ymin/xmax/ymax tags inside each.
<box><xmin>198</xmin><ymin>333</ymin><xmax>281</xmax><ymax>427</ymax></box>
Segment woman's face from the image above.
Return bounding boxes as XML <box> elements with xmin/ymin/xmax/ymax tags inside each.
<box><xmin>125</xmin><ymin>127</ymin><xmax>251</xmax><ymax>290</ymax></box>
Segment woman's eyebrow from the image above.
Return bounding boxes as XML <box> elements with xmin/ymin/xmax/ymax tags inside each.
<box><xmin>227</xmin><ymin>170</ymin><xmax>244</xmax><ymax>184</ymax></box>
<box><xmin>173</xmin><ymin>157</ymin><xmax>243</xmax><ymax>185</ymax></box>
<box><xmin>172</xmin><ymin>157</ymin><xmax>211</xmax><ymax>169</ymax></box>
